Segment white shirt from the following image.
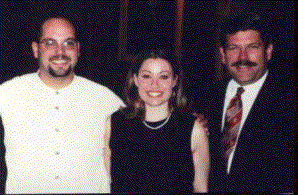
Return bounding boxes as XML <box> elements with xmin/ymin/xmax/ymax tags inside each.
<box><xmin>221</xmin><ymin>71</ymin><xmax>268</xmax><ymax>174</ymax></box>
<box><xmin>0</xmin><ymin>72</ymin><xmax>124</xmax><ymax>194</ymax></box>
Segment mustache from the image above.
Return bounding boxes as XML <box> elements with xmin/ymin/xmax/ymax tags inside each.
<box><xmin>49</xmin><ymin>55</ymin><xmax>71</xmax><ymax>61</ymax></box>
<box><xmin>231</xmin><ymin>60</ymin><xmax>257</xmax><ymax>67</ymax></box>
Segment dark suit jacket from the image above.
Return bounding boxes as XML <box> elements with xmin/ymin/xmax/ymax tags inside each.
<box><xmin>203</xmin><ymin>71</ymin><xmax>294</xmax><ymax>193</ymax></box>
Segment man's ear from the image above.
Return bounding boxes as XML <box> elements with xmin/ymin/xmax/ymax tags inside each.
<box><xmin>32</xmin><ymin>42</ymin><xmax>39</xmax><ymax>59</ymax></box>
<box><xmin>219</xmin><ymin>47</ymin><xmax>226</xmax><ymax>64</ymax></box>
<box><xmin>265</xmin><ymin>43</ymin><xmax>274</xmax><ymax>61</ymax></box>
<box><xmin>77</xmin><ymin>41</ymin><xmax>81</xmax><ymax>57</ymax></box>
<box><xmin>133</xmin><ymin>74</ymin><xmax>139</xmax><ymax>87</ymax></box>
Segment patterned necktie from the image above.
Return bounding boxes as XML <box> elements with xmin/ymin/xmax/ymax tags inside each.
<box><xmin>222</xmin><ymin>87</ymin><xmax>244</xmax><ymax>167</ymax></box>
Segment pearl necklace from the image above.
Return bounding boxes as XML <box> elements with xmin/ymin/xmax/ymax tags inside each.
<box><xmin>142</xmin><ymin>114</ymin><xmax>172</xmax><ymax>130</ymax></box>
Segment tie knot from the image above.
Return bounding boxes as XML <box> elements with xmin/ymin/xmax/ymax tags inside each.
<box><xmin>236</xmin><ymin>87</ymin><xmax>244</xmax><ymax>97</ymax></box>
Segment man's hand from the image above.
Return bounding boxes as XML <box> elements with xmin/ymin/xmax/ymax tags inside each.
<box><xmin>193</xmin><ymin>113</ymin><xmax>210</xmax><ymax>136</ymax></box>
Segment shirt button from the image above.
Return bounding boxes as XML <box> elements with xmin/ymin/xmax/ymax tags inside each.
<box><xmin>55</xmin><ymin>151</ymin><xmax>60</xmax><ymax>155</ymax></box>
<box><xmin>55</xmin><ymin>106</ymin><xmax>59</xmax><ymax>110</ymax></box>
<box><xmin>55</xmin><ymin>175</ymin><xmax>59</xmax><ymax>179</ymax></box>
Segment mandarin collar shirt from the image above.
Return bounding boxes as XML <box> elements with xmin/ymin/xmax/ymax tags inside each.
<box><xmin>222</xmin><ymin>71</ymin><xmax>268</xmax><ymax>174</ymax></box>
<box><xmin>0</xmin><ymin>72</ymin><xmax>124</xmax><ymax>194</ymax></box>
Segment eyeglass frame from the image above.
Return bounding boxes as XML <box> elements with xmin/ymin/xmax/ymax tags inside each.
<box><xmin>39</xmin><ymin>38</ymin><xmax>79</xmax><ymax>50</ymax></box>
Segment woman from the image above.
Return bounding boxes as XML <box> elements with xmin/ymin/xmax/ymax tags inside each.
<box><xmin>103</xmin><ymin>49</ymin><xmax>209</xmax><ymax>193</ymax></box>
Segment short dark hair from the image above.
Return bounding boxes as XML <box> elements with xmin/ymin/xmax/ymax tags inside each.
<box><xmin>219</xmin><ymin>12</ymin><xmax>272</xmax><ymax>49</ymax></box>
<box><xmin>121</xmin><ymin>49</ymin><xmax>188</xmax><ymax>120</ymax></box>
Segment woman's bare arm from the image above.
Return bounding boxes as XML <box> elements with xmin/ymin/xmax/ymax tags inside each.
<box><xmin>191</xmin><ymin>119</ymin><xmax>210</xmax><ymax>193</ymax></box>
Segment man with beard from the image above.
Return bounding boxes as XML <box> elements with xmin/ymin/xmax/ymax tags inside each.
<box><xmin>205</xmin><ymin>12</ymin><xmax>293</xmax><ymax>193</ymax></box>
<box><xmin>0</xmin><ymin>17</ymin><xmax>123</xmax><ymax>194</ymax></box>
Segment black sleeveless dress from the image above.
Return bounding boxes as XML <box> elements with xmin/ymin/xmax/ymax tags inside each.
<box><xmin>110</xmin><ymin>110</ymin><xmax>195</xmax><ymax>193</ymax></box>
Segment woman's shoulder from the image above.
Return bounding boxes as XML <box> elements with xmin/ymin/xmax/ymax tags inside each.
<box><xmin>111</xmin><ymin>107</ymin><xmax>138</xmax><ymax>122</ymax></box>
<box><xmin>171</xmin><ymin>110</ymin><xmax>197</xmax><ymax>130</ymax></box>
<box><xmin>111</xmin><ymin>109</ymin><xmax>126</xmax><ymax>120</ymax></box>
<box><xmin>173</xmin><ymin>110</ymin><xmax>196</xmax><ymax>121</ymax></box>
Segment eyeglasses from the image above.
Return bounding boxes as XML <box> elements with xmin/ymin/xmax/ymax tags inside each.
<box><xmin>39</xmin><ymin>38</ymin><xmax>78</xmax><ymax>50</ymax></box>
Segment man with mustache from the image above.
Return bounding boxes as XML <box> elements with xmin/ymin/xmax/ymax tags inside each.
<box><xmin>0</xmin><ymin>17</ymin><xmax>123</xmax><ymax>194</ymax></box>
<box><xmin>206</xmin><ymin>12</ymin><xmax>293</xmax><ymax>193</ymax></box>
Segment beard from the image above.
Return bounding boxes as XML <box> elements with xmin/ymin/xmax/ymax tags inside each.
<box><xmin>49</xmin><ymin>65</ymin><xmax>73</xmax><ymax>77</ymax></box>
<box><xmin>44</xmin><ymin>54</ymin><xmax>73</xmax><ymax>77</ymax></box>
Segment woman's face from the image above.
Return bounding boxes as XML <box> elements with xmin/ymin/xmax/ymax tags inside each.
<box><xmin>134</xmin><ymin>58</ymin><xmax>177</xmax><ymax>107</ymax></box>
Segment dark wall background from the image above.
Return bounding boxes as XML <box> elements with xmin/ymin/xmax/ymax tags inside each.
<box><xmin>0</xmin><ymin>1</ymin><xmax>294</xmax><ymax>107</ymax></box>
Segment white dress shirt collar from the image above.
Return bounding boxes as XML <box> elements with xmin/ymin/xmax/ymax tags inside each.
<box><xmin>227</xmin><ymin>70</ymin><xmax>268</xmax><ymax>99</ymax></box>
